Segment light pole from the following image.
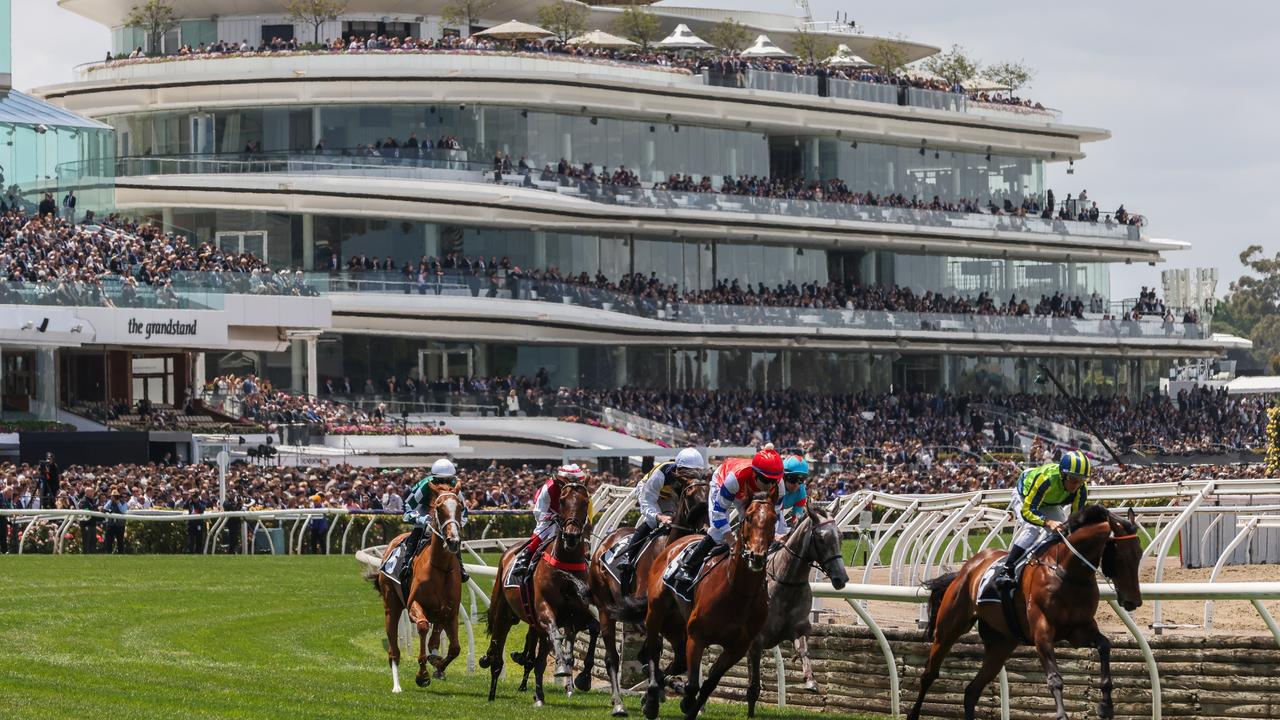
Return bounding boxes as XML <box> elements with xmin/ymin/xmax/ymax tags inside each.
<box><xmin>1034</xmin><ymin>362</ymin><xmax>1125</xmax><ymax>467</ymax></box>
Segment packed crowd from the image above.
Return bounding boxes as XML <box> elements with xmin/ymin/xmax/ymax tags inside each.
<box><xmin>208</xmin><ymin>374</ymin><xmax>383</xmax><ymax>428</ymax></box>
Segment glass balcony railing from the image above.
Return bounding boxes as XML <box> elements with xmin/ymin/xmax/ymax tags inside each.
<box><xmin>0</xmin><ymin>270</ymin><xmax>327</xmax><ymax>310</ymax></box>
<box><xmin>76</xmin><ymin>153</ymin><xmax>1143</xmax><ymax>243</ymax></box>
<box><xmin>314</xmin><ymin>272</ymin><xmax>1210</xmax><ymax>341</ymax></box>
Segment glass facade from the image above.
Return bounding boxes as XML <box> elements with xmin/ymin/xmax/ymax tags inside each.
<box><xmin>0</xmin><ymin>0</ymin><xmax>11</xmax><ymax>85</ymax></box>
<box><xmin>0</xmin><ymin>91</ymin><xmax>115</xmax><ymax>216</ymax></box>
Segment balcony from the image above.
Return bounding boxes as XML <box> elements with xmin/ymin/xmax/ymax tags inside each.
<box><xmin>78</xmin><ymin>153</ymin><xmax>1148</xmax><ymax>245</ymax></box>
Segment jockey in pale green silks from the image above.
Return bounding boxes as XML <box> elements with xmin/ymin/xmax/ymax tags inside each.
<box><xmin>994</xmin><ymin>450</ymin><xmax>1092</xmax><ymax>591</ymax></box>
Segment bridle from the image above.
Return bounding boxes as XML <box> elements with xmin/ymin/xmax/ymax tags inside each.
<box><xmin>669</xmin><ymin>478</ymin><xmax>707</xmax><ymax>534</ymax></box>
<box><xmin>557</xmin><ymin>481</ymin><xmax>590</xmax><ymax>537</ymax></box>
<box><xmin>769</xmin><ymin>515</ymin><xmax>842</xmax><ymax>587</ymax></box>
<box><xmin>1038</xmin><ymin>519</ymin><xmax>1139</xmax><ymax>587</ymax></box>
<box><xmin>429</xmin><ymin>491</ymin><xmax>463</xmax><ymax>549</ymax></box>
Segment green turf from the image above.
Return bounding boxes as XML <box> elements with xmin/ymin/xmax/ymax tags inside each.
<box><xmin>0</xmin><ymin>555</ymin><xmax>878</xmax><ymax>720</ymax></box>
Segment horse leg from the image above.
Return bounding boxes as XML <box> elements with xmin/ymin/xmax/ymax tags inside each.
<box><xmin>575</xmin><ymin>617</ymin><xmax>600</xmax><ymax>693</ymax></box>
<box><xmin>640</xmin><ymin>605</ymin><xmax>669</xmax><ymax>720</ymax></box>
<box><xmin>690</xmin><ymin>641</ymin><xmax>748</xmax><ymax>720</ymax></box>
<box><xmin>746</xmin><ymin>640</ymin><xmax>763</xmax><ymax>719</ymax></box>
<box><xmin>1031</xmin><ymin>617</ymin><xmax>1068</xmax><ymax>720</ymax></box>
<box><xmin>795</xmin><ymin>635</ymin><xmax>820</xmax><ymax>693</ymax></box>
<box><xmin>561</xmin><ymin>629</ymin><xmax>577</xmax><ymax>696</ymax></box>
<box><xmin>1070</xmin><ymin>624</ymin><xmax>1114</xmax><ymax>719</ymax></box>
<box><xmin>680</xmin><ymin>636</ymin><xmax>706</xmax><ymax>718</ymax></box>
<box><xmin>430</xmin><ymin>613</ymin><xmax>462</xmax><ymax>681</ymax></box>
<box><xmin>413</xmin><ymin>606</ymin><xmax>431</xmax><ymax>688</ymax></box>
<box><xmin>482</xmin><ymin>604</ymin><xmax>514</xmax><ymax>702</ymax></box>
<box><xmin>428</xmin><ymin>622</ymin><xmax>445</xmax><ymax>666</ymax></box>
<box><xmin>515</xmin><ymin>632</ymin><xmax>537</xmax><ymax>692</ymax></box>
<box><xmin>599</xmin><ymin>609</ymin><xmax>628</xmax><ymax>717</ymax></box>
<box><xmin>533</xmin><ymin>628</ymin><xmax>553</xmax><ymax>707</ymax></box>
<box><xmin>906</xmin><ymin>594</ymin><xmax>972</xmax><ymax>720</ymax></box>
<box><xmin>383</xmin><ymin>588</ymin><xmax>404</xmax><ymax>694</ymax></box>
<box><xmin>963</xmin><ymin>632</ymin><xmax>1017</xmax><ymax>720</ymax></box>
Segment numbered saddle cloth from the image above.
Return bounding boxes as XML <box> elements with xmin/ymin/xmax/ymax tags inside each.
<box><xmin>660</xmin><ymin>542</ymin><xmax>728</xmax><ymax>603</ymax></box>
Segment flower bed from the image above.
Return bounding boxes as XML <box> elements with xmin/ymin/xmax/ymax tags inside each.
<box><xmin>0</xmin><ymin>420</ymin><xmax>75</xmax><ymax>433</ymax></box>
<box><xmin>325</xmin><ymin>424</ymin><xmax>454</xmax><ymax>436</ymax></box>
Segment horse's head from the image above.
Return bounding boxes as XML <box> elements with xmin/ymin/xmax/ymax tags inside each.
<box><xmin>674</xmin><ymin>479</ymin><xmax>709</xmax><ymax>531</ymax></box>
<box><xmin>558</xmin><ymin>482</ymin><xmax>591</xmax><ymax>551</ymax></box>
<box><xmin>432</xmin><ymin>491</ymin><xmax>463</xmax><ymax>555</ymax></box>
<box><xmin>1103</xmin><ymin>507</ymin><xmax>1143</xmax><ymax>612</ymax></box>
<box><xmin>739</xmin><ymin>492</ymin><xmax>777</xmax><ymax>572</ymax></box>
<box><xmin>804</xmin><ymin>505</ymin><xmax>848</xmax><ymax>590</ymax></box>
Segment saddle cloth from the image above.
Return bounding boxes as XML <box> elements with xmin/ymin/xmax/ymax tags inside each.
<box><xmin>661</xmin><ymin>541</ymin><xmax>728</xmax><ymax>603</ymax></box>
<box><xmin>600</xmin><ymin>526</ymin><xmax>670</xmax><ymax>585</ymax></box>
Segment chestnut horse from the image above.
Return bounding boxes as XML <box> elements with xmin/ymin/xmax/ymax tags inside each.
<box><xmin>622</xmin><ymin>492</ymin><xmax>778</xmax><ymax>720</ymax></box>
<box><xmin>374</xmin><ymin>490</ymin><xmax>465</xmax><ymax>693</ymax></box>
<box><xmin>909</xmin><ymin>505</ymin><xmax>1143</xmax><ymax>720</ymax></box>
<box><xmin>588</xmin><ymin>481</ymin><xmax>710</xmax><ymax>716</ymax></box>
<box><xmin>481</xmin><ymin>481</ymin><xmax>599</xmax><ymax>707</ymax></box>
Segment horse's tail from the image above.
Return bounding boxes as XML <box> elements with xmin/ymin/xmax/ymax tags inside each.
<box><xmin>361</xmin><ymin>561</ymin><xmax>382</xmax><ymax>593</ymax></box>
<box><xmin>617</xmin><ymin>594</ymin><xmax>648</xmax><ymax>624</ymax></box>
<box><xmin>922</xmin><ymin>571</ymin><xmax>959</xmax><ymax>642</ymax></box>
<box><xmin>568</xmin><ymin>573</ymin><xmax>593</xmax><ymax>612</ymax></box>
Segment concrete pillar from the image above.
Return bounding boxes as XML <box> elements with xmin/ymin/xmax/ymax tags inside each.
<box><xmin>1003</xmin><ymin>257</ymin><xmax>1017</xmax><ymax>296</ymax></box>
<box><xmin>532</xmin><ymin>231</ymin><xmax>547</xmax><ymax>269</ymax></box>
<box><xmin>302</xmin><ymin>213</ymin><xmax>315</xmax><ymax>271</ymax></box>
<box><xmin>311</xmin><ymin>107</ymin><xmax>323</xmax><ymax>148</ymax></box>
<box><xmin>305</xmin><ymin>336</ymin><xmax>318</xmax><ymax>399</ymax></box>
<box><xmin>561</xmin><ymin>133</ymin><xmax>572</xmax><ymax>164</ymax></box>
<box><xmin>291</xmin><ymin>339</ymin><xmax>305</xmax><ymax>395</ymax></box>
<box><xmin>161</xmin><ymin>206</ymin><xmax>175</xmax><ymax>233</ymax></box>
<box><xmin>193</xmin><ymin>352</ymin><xmax>206</xmax><ymax>391</ymax></box>
<box><xmin>613</xmin><ymin>347</ymin><xmax>627</xmax><ymax>388</ymax></box>
<box><xmin>809</xmin><ymin>137</ymin><xmax>821</xmax><ymax>179</ymax></box>
<box><xmin>423</xmin><ymin>223</ymin><xmax>439</xmax><ymax>258</ymax></box>
<box><xmin>35</xmin><ymin>346</ymin><xmax>57</xmax><ymax>420</ymax></box>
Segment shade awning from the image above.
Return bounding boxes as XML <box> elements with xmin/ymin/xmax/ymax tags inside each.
<box><xmin>825</xmin><ymin>44</ymin><xmax>871</xmax><ymax>67</ymax></box>
<box><xmin>657</xmin><ymin>23</ymin><xmax>712</xmax><ymax>50</ymax></box>
<box><xmin>474</xmin><ymin>20</ymin><xmax>554</xmax><ymax>40</ymax></box>
<box><xmin>739</xmin><ymin>34</ymin><xmax>792</xmax><ymax>58</ymax></box>
<box><xmin>566</xmin><ymin>29</ymin><xmax>638</xmax><ymax>48</ymax></box>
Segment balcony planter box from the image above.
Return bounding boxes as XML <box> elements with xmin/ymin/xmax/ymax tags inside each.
<box><xmin>323</xmin><ymin>434</ymin><xmax>460</xmax><ymax>451</ymax></box>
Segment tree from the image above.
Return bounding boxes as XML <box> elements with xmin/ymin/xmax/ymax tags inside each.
<box><xmin>1214</xmin><ymin>245</ymin><xmax>1280</xmax><ymax>368</ymax></box>
<box><xmin>866</xmin><ymin>37</ymin><xmax>908</xmax><ymax>76</ymax></box>
<box><xmin>611</xmin><ymin>7</ymin><xmax>662</xmax><ymax>52</ymax></box>
<box><xmin>707</xmin><ymin>18</ymin><xmax>752</xmax><ymax>55</ymax></box>
<box><xmin>922</xmin><ymin>44</ymin><xmax>980</xmax><ymax>87</ymax></box>
<box><xmin>286</xmin><ymin>0</ymin><xmax>348</xmax><ymax>45</ymax></box>
<box><xmin>442</xmin><ymin>0</ymin><xmax>497</xmax><ymax>36</ymax></box>
<box><xmin>125</xmin><ymin>0</ymin><xmax>179</xmax><ymax>55</ymax></box>
<box><xmin>982</xmin><ymin>60</ymin><xmax>1037</xmax><ymax>94</ymax></box>
<box><xmin>536</xmin><ymin>2</ymin><xmax>589</xmax><ymax>44</ymax></box>
<box><xmin>788</xmin><ymin>28</ymin><xmax>836</xmax><ymax>65</ymax></box>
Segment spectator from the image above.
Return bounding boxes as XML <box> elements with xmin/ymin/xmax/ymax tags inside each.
<box><xmin>102</xmin><ymin>486</ymin><xmax>128</xmax><ymax>554</ymax></box>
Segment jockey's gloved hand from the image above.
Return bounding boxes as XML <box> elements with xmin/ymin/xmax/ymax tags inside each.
<box><xmin>769</xmin><ymin>540</ymin><xmax>783</xmax><ymax>554</ymax></box>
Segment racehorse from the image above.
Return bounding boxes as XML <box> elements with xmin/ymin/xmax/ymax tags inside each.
<box><xmin>746</xmin><ymin>503</ymin><xmax>849</xmax><ymax>715</ymax></box>
<box><xmin>909</xmin><ymin>505</ymin><xmax>1143</xmax><ymax>720</ymax></box>
<box><xmin>481</xmin><ymin>481</ymin><xmax>600</xmax><ymax>707</ymax></box>
<box><xmin>374</xmin><ymin>490</ymin><xmax>465</xmax><ymax>693</ymax></box>
<box><xmin>623</xmin><ymin>491</ymin><xmax>778</xmax><ymax>720</ymax></box>
<box><xmin>588</xmin><ymin>481</ymin><xmax>710</xmax><ymax>716</ymax></box>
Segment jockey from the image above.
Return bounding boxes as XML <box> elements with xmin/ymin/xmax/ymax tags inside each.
<box><xmin>672</xmin><ymin>445</ymin><xmax>788</xmax><ymax>585</ymax></box>
<box><xmin>780</xmin><ymin>454</ymin><xmax>810</xmax><ymax>527</ymax></box>
<box><xmin>389</xmin><ymin>457</ymin><xmax>469</xmax><ymax>586</ymax></box>
<box><xmin>995</xmin><ymin>450</ymin><xmax>1092</xmax><ymax>591</ymax></box>
<box><xmin>511</xmin><ymin>463</ymin><xmax>586</xmax><ymax>583</ymax></box>
<box><xmin>615</xmin><ymin>448</ymin><xmax>708</xmax><ymax>577</ymax></box>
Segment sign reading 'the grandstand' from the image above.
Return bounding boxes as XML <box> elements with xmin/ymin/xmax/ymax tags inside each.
<box><xmin>78</xmin><ymin>307</ymin><xmax>229</xmax><ymax>348</ymax></box>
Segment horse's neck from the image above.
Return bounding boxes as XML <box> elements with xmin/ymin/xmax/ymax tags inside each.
<box><xmin>769</xmin><ymin>523</ymin><xmax>811</xmax><ymax>587</ymax></box>
<box><xmin>1049</xmin><ymin>524</ymin><xmax>1107</xmax><ymax>579</ymax></box>
<box><xmin>727</xmin><ymin>538</ymin><xmax>764</xmax><ymax>594</ymax></box>
<box><xmin>424</xmin><ymin>533</ymin><xmax>454</xmax><ymax>570</ymax></box>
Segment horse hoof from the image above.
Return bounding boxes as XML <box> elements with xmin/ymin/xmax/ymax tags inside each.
<box><xmin>534</xmin><ymin>699</ymin><xmax>544</xmax><ymax>708</ymax></box>
<box><xmin>478</xmin><ymin>655</ymin><xmax>491</xmax><ymax>669</ymax></box>
<box><xmin>804</xmin><ymin>680</ymin><xmax>820</xmax><ymax>693</ymax></box>
<box><xmin>433</xmin><ymin>669</ymin><xmax>445</xmax><ymax>681</ymax></box>
<box><xmin>510</xmin><ymin>651</ymin><xmax>527</xmax><ymax>666</ymax></box>
<box><xmin>642</xmin><ymin>697</ymin><xmax>659</xmax><ymax>720</ymax></box>
<box><xmin>574</xmin><ymin>671</ymin><xmax>592</xmax><ymax>692</ymax></box>
<box><xmin>392</xmin><ymin>687</ymin><xmax>402</xmax><ymax>694</ymax></box>
<box><xmin>612</xmin><ymin>705</ymin><xmax>628</xmax><ymax>717</ymax></box>
<box><xmin>554</xmin><ymin>665</ymin><xmax>572</xmax><ymax>678</ymax></box>
<box><xmin>414</xmin><ymin>674</ymin><xmax>430</xmax><ymax>688</ymax></box>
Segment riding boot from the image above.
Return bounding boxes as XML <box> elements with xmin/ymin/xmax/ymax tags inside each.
<box><xmin>678</xmin><ymin>534</ymin><xmax>717</xmax><ymax>583</ymax></box>
<box><xmin>995</xmin><ymin>543</ymin><xmax>1028</xmax><ymax>591</ymax></box>
<box><xmin>617</xmin><ymin>523</ymin><xmax>655</xmax><ymax>574</ymax></box>
<box><xmin>397</xmin><ymin>523</ymin><xmax>427</xmax><ymax>588</ymax></box>
<box><xmin>512</xmin><ymin>535</ymin><xmax>542</xmax><ymax>584</ymax></box>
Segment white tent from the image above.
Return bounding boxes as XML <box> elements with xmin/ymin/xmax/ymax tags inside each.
<box><xmin>825</xmin><ymin>43</ymin><xmax>871</xmax><ymax>67</ymax></box>
<box><xmin>566</xmin><ymin>29</ymin><xmax>638</xmax><ymax>49</ymax></box>
<box><xmin>474</xmin><ymin>20</ymin><xmax>554</xmax><ymax>41</ymax></box>
<box><xmin>1226</xmin><ymin>376</ymin><xmax>1280</xmax><ymax>395</ymax></box>
<box><xmin>739</xmin><ymin>34</ymin><xmax>792</xmax><ymax>58</ymax></box>
<box><xmin>657</xmin><ymin>23</ymin><xmax>713</xmax><ymax>51</ymax></box>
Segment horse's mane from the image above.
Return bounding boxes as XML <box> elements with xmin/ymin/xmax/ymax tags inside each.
<box><xmin>1031</xmin><ymin>504</ymin><xmax>1111</xmax><ymax>557</ymax></box>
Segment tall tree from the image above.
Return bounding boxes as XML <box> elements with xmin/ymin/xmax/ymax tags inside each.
<box><xmin>788</xmin><ymin>28</ymin><xmax>836</xmax><ymax>65</ymax></box>
<box><xmin>922</xmin><ymin>44</ymin><xmax>980</xmax><ymax>87</ymax></box>
<box><xmin>982</xmin><ymin>60</ymin><xmax>1036</xmax><ymax>93</ymax></box>
<box><xmin>707</xmin><ymin>18</ymin><xmax>752</xmax><ymax>55</ymax></box>
<box><xmin>866</xmin><ymin>37</ymin><xmax>908</xmax><ymax>76</ymax></box>
<box><xmin>1214</xmin><ymin>245</ymin><xmax>1280</xmax><ymax>368</ymax></box>
<box><xmin>286</xmin><ymin>0</ymin><xmax>348</xmax><ymax>45</ymax></box>
<box><xmin>442</xmin><ymin>0</ymin><xmax>497</xmax><ymax>36</ymax></box>
<box><xmin>611</xmin><ymin>7</ymin><xmax>662</xmax><ymax>52</ymax></box>
<box><xmin>536</xmin><ymin>2</ymin><xmax>589</xmax><ymax>44</ymax></box>
<box><xmin>125</xmin><ymin>0</ymin><xmax>179</xmax><ymax>55</ymax></box>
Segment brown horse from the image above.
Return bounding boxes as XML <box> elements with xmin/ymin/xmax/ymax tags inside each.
<box><xmin>588</xmin><ymin>481</ymin><xmax>710</xmax><ymax>716</ymax></box>
<box><xmin>622</xmin><ymin>492</ymin><xmax>778</xmax><ymax>720</ymax></box>
<box><xmin>374</xmin><ymin>490</ymin><xmax>465</xmax><ymax>693</ymax></box>
<box><xmin>481</xmin><ymin>481</ymin><xmax>599</xmax><ymax>707</ymax></box>
<box><xmin>909</xmin><ymin>505</ymin><xmax>1144</xmax><ymax>720</ymax></box>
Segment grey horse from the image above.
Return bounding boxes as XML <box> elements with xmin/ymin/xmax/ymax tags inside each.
<box><xmin>747</xmin><ymin>504</ymin><xmax>849</xmax><ymax>715</ymax></box>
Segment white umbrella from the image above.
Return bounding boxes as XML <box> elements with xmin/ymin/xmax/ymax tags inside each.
<box><xmin>474</xmin><ymin>19</ymin><xmax>554</xmax><ymax>41</ymax></box>
<box><xmin>657</xmin><ymin>23</ymin><xmax>713</xmax><ymax>51</ymax></box>
<box><xmin>566</xmin><ymin>29</ymin><xmax>638</xmax><ymax>49</ymax></box>
<box><xmin>825</xmin><ymin>43</ymin><xmax>872</xmax><ymax>67</ymax></box>
<box><xmin>739</xmin><ymin>34</ymin><xmax>793</xmax><ymax>58</ymax></box>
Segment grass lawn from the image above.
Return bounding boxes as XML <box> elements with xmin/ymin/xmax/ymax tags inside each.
<box><xmin>0</xmin><ymin>555</ymin><xmax>878</xmax><ymax>720</ymax></box>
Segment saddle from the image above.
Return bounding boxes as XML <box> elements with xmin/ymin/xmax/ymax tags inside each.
<box><xmin>976</xmin><ymin>534</ymin><xmax>1057</xmax><ymax>643</ymax></box>
<box><xmin>379</xmin><ymin>536</ymin><xmax>428</xmax><ymax>605</ymax></box>
<box><xmin>503</xmin><ymin>543</ymin><xmax>545</xmax><ymax>620</ymax></box>
<box><xmin>601</xmin><ymin>526</ymin><xmax>671</xmax><ymax>586</ymax></box>
<box><xmin>661</xmin><ymin>541</ymin><xmax>729</xmax><ymax>603</ymax></box>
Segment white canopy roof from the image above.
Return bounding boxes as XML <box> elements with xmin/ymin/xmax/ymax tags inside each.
<box><xmin>1225</xmin><ymin>376</ymin><xmax>1280</xmax><ymax>395</ymax></box>
<box><xmin>657</xmin><ymin>23</ymin><xmax>713</xmax><ymax>50</ymax></box>
<box><xmin>740</xmin><ymin>34</ymin><xmax>792</xmax><ymax>58</ymax></box>
<box><xmin>825</xmin><ymin>43</ymin><xmax>871</xmax><ymax>67</ymax></box>
<box><xmin>474</xmin><ymin>19</ymin><xmax>553</xmax><ymax>40</ymax></box>
<box><xmin>566</xmin><ymin>29</ymin><xmax>637</xmax><ymax>48</ymax></box>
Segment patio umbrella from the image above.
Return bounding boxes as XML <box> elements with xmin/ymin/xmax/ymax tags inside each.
<box><xmin>657</xmin><ymin>23</ymin><xmax>713</xmax><ymax>51</ymax></box>
<box><xmin>566</xmin><ymin>29</ymin><xmax>638</xmax><ymax>49</ymax></box>
<box><xmin>474</xmin><ymin>20</ymin><xmax>554</xmax><ymax>41</ymax></box>
<box><xmin>739</xmin><ymin>34</ymin><xmax>793</xmax><ymax>58</ymax></box>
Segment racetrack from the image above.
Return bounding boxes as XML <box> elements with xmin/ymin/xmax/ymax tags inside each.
<box><xmin>0</xmin><ymin>556</ymin><xmax>877</xmax><ymax>720</ymax></box>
